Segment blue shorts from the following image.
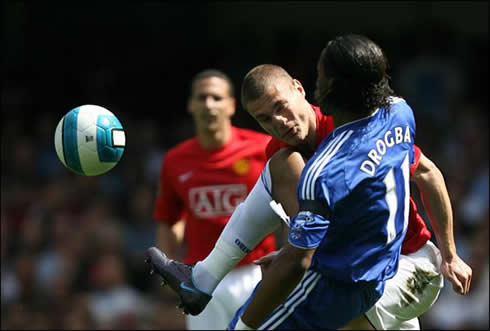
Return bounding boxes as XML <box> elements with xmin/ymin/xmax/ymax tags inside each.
<box><xmin>229</xmin><ymin>270</ymin><xmax>385</xmax><ymax>329</ymax></box>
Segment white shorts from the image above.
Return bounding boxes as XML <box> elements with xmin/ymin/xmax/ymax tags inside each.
<box><xmin>365</xmin><ymin>240</ymin><xmax>444</xmax><ymax>330</ymax></box>
<box><xmin>186</xmin><ymin>263</ymin><xmax>262</xmax><ymax>330</ymax></box>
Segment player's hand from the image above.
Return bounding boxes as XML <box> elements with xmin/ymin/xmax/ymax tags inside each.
<box><xmin>440</xmin><ymin>254</ymin><xmax>472</xmax><ymax>295</ymax></box>
<box><xmin>253</xmin><ymin>249</ymin><xmax>281</xmax><ymax>276</ymax></box>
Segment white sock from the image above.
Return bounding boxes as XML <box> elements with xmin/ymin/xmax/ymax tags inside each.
<box><xmin>192</xmin><ymin>205</ymin><xmax>246</xmax><ymax>294</ymax></box>
<box><xmin>193</xmin><ymin>161</ymin><xmax>282</xmax><ymax>295</ymax></box>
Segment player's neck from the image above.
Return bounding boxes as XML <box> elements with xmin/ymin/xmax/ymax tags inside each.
<box><xmin>332</xmin><ymin>109</ymin><xmax>374</xmax><ymax>129</ymax></box>
<box><xmin>302</xmin><ymin>108</ymin><xmax>318</xmax><ymax>155</ymax></box>
<box><xmin>287</xmin><ymin>106</ymin><xmax>317</xmax><ymax>158</ymax></box>
<box><xmin>197</xmin><ymin>124</ymin><xmax>232</xmax><ymax>150</ymax></box>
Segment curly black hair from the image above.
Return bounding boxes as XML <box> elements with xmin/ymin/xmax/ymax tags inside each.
<box><xmin>314</xmin><ymin>34</ymin><xmax>395</xmax><ymax>116</ymax></box>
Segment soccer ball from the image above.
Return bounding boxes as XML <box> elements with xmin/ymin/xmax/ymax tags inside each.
<box><xmin>54</xmin><ymin>104</ymin><xmax>126</xmax><ymax>176</ymax></box>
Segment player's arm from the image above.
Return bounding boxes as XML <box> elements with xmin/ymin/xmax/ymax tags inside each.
<box><xmin>240</xmin><ymin>197</ymin><xmax>328</xmax><ymax>329</ymax></box>
<box><xmin>240</xmin><ymin>242</ymin><xmax>316</xmax><ymax>329</ymax></box>
<box><xmin>411</xmin><ymin>151</ymin><xmax>472</xmax><ymax>295</ymax></box>
<box><xmin>154</xmin><ymin>154</ymin><xmax>186</xmax><ymax>260</ymax></box>
<box><xmin>156</xmin><ymin>220</ymin><xmax>185</xmax><ymax>260</ymax></box>
<box><xmin>237</xmin><ymin>148</ymin><xmax>312</xmax><ymax>329</ymax></box>
<box><xmin>269</xmin><ymin>147</ymin><xmax>306</xmax><ymax>242</ymax></box>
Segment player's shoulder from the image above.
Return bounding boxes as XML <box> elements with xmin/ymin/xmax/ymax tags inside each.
<box><xmin>311</xmin><ymin>104</ymin><xmax>321</xmax><ymax>113</ymax></box>
<box><xmin>233</xmin><ymin>126</ymin><xmax>270</xmax><ymax>142</ymax></box>
<box><xmin>311</xmin><ymin>104</ymin><xmax>326</xmax><ymax>121</ymax></box>
<box><xmin>387</xmin><ymin>97</ymin><xmax>414</xmax><ymax>120</ymax></box>
<box><xmin>164</xmin><ymin>137</ymin><xmax>199</xmax><ymax>160</ymax></box>
<box><xmin>388</xmin><ymin>96</ymin><xmax>406</xmax><ymax>105</ymax></box>
<box><xmin>310</xmin><ymin>104</ymin><xmax>334</xmax><ymax>136</ymax></box>
<box><xmin>233</xmin><ymin>127</ymin><xmax>271</xmax><ymax>158</ymax></box>
<box><xmin>265</xmin><ymin>137</ymin><xmax>288</xmax><ymax>159</ymax></box>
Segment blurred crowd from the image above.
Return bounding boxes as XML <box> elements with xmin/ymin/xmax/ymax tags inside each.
<box><xmin>2</xmin><ymin>16</ymin><xmax>488</xmax><ymax>331</ymax></box>
<box><xmin>1</xmin><ymin>115</ymin><xmax>184</xmax><ymax>329</ymax></box>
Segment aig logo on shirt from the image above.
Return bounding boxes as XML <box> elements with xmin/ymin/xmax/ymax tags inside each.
<box><xmin>189</xmin><ymin>184</ymin><xmax>248</xmax><ymax>217</ymax></box>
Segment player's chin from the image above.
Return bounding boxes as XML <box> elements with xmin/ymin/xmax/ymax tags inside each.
<box><xmin>202</xmin><ymin>118</ymin><xmax>217</xmax><ymax>129</ymax></box>
<box><xmin>284</xmin><ymin>134</ymin><xmax>303</xmax><ymax>147</ymax></box>
<box><xmin>209</xmin><ymin>121</ymin><xmax>219</xmax><ymax>129</ymax></box>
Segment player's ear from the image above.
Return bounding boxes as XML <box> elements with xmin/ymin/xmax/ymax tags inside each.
<box><xmin>293</xmin><ymin>79</ymin><xmax>306</xmax><ymax>97</ymax></box>
<box><xmin>227</xmin><ymin>97</ymin><xmax>236</xmax><ymax>117</ymax></box>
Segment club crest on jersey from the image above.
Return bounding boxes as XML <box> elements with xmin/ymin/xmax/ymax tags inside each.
<box><xmin>290</xmin><ymin>228</ymin><xmax>302</xmax><ymax>240</ymax></box>
<box><xmin>232</xmin><ymin>158</ymin><xmax>250</xmax><ymax>176</ymax></box>
<box><xmin>290</xmin><ymin>211</ymin><xmax>313</xmax><ymax>240</ymax></box>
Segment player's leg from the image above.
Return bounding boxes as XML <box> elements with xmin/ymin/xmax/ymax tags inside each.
<box><xmin>146</xmin><ymin>160</ymin><xmax>282</xmax><ymax>313</ymax></box>
<box><xmin>229</xmin><ymin>271</ymin><xmax>385</xmax><ymax>330</ymax></box>
<box><xmin>364</xmin><ymin>240</ymin><xmax>444</xmax><ymax>330</ymax></box>
<box><xmin>192</xmin><ymin>163</ymin><xmax>281</xmax><ymax>295</ymax></box>
<box><xmin>186</xmin><ymin>293</ymin><xmax>227</xmax><ymax>330</ymax></box>
<box><xmin>192</xmin><ymin>147</ymin><xmax>303</xmax><ymax>295</ymax></box>
<box><xmin>229</xmin><ymin>240</ymin><xmax>441</xmax><ymax>330</ymax></box>
<box><xmin>186</xmin><ymin>264</ymin><xmax>262</xmax><ymax>330</ymax></box>
<box><xmin>146</xmin><ymin>148</ymin><xmax>305</xmax><ymax>315</ymax></box>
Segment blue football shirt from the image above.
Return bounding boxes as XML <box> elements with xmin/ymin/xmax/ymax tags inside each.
<box><xmin>289</xmin><ymin>97</ymin><xmax>415</xmax><ymax>283</ymax></box>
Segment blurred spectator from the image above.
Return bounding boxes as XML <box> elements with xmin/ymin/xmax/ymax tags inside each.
<box><xmin>87</xmin><ymin>252</ymin><xmax>154</xmax><ymax>328</ymax></box>
<box><xmin>61</xmin><ymin>294</ymin><xmax>95</xmax><ymax>330</ymax></box>
<box><xmin>395</xmin><ymin>23</ymin><xmax>466</xmax><ymax>129</ymax></box>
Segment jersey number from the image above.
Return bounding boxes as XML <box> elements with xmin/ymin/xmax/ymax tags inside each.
<box><xmin>383</xmin><ymin>153</ymin><xmax>410</xmax><ymax>244</ymax></box>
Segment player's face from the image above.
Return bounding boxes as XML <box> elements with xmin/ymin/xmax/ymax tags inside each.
<box><xmin>188</xmin><ymin>77</ymin><xmax>236</xmax><ymax>132</ymax></box>
<box><xmin>246</xmin><ymin>79</ymin><xmax>310</xmax><ymax>146</ymax></box>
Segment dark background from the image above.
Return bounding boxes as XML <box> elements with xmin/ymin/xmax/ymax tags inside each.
<box><xmin>4</xmin><ymin>2</ymin><xmax>488</xmax><ymax>144</ymax></box>
<box><xmin>2</xmin><ymin>1</ymin><xmax>488</xmax><ymax>330</ymax></box>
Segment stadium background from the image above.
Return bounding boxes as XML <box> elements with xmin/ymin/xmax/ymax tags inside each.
<box><xmin>2</xmin><ymin>1</ymin><xmax>488</xmax><ymax>329</ymax></box>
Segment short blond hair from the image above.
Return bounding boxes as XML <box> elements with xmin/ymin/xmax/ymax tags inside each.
<box><xmin>241</xmin><ymin>64</ymin><xmax>293</xmax><ymax>109</ymax></box>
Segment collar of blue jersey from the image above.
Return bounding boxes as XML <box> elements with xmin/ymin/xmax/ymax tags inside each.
<box><xmin>331</xmin><ymin>107</ymin><xmax>381</xmax><ymax>138</ymax></box>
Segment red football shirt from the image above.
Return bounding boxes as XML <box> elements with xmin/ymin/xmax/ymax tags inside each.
<box><xmin>265</xmin><ymin>105</ymin><xmax>431</xmax><ymax>255</ymax></box>
<box><xmin>154</xmin><ymin>127</ymin><xmax>277</xmax><ymax>265</ymax></box>
<box><xmin>404</xmin><ymin>144</ymin><xmax>432</xmax><ymax>254</ymax></box>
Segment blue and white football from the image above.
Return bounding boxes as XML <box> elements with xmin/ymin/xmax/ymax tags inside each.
<box><xmin>54</xmin><ymin>105</ymin><xmax>126</xmax><ymax>176</ymax></box>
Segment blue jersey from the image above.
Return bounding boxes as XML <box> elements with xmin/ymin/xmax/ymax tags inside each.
<box><xmin>289</xmin><ymin>97</ymin><xmax>415</xmax><ymax>283</ymax></box>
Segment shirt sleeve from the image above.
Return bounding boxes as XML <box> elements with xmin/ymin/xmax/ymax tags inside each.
<box><xmin>288</xmin><ymin>201</ymin><xmax>331</xmax><ymax>249</ymax></box>
<box><xmin>265</xmin><ymin>136</ymin><xmax>289</xmax><ymax>159</ymax></box>
<box><xmin>152</xmin><ymin>154</ymin><xmax>184</xmax><ymax>225</ymax></box>
<box><xmin>410</xmin><ymin>144</ymin><xmax>422</xmax><ymax>176</ymax></box>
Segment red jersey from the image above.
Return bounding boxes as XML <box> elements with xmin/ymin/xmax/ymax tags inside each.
<box><xmin>404</xmin><ymin>144</ymin><xmax>432</xmax><ymax>254</ymax></box>
<box><xmin>154</xmin><ymin>127</ymin><xmax>277</xmax><ymax>265</ymax></box>
<box><xmin>265</xmin><ymin>105</ymin><xmax>431</xmax><ymax>255</ymax></box>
